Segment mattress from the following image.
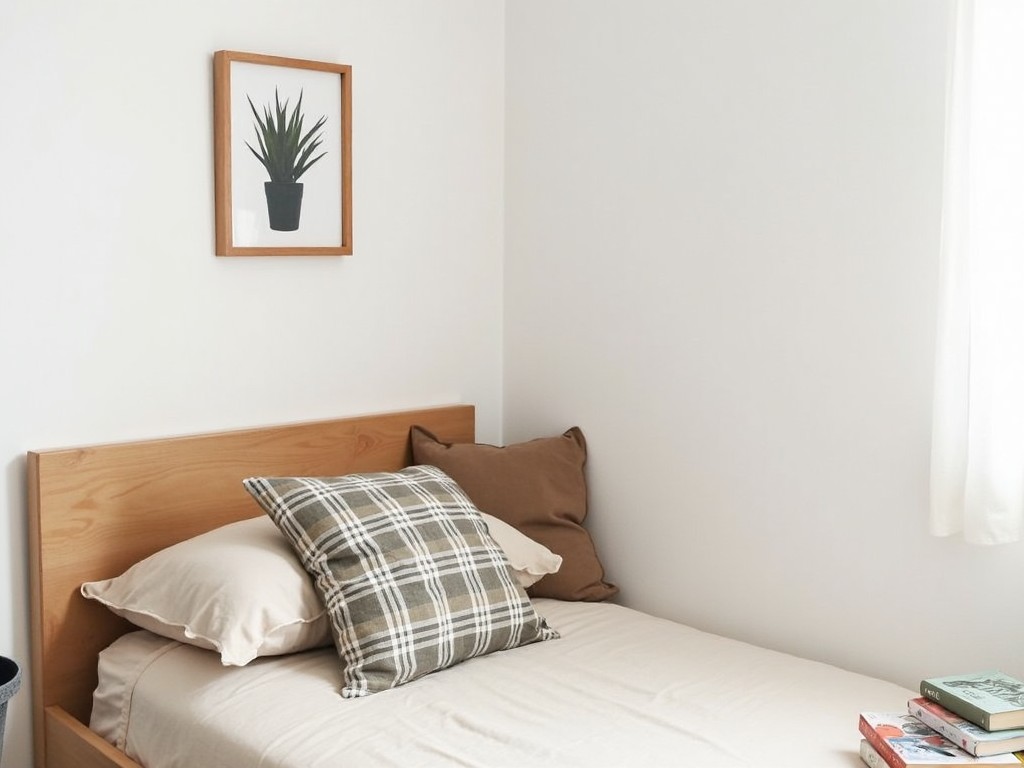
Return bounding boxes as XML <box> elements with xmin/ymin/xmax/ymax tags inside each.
<box><xmin>91</xmin><ymin>599</ymin><xmax>913</xmax><ymax>767</ymax></box>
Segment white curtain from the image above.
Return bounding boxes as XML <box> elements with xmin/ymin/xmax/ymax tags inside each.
<box><xmin>930</xmin><ymin>0</ymin><xmax>1024</xmax><ymax>544</ymax></box>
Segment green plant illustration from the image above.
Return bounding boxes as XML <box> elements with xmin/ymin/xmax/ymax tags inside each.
<box><xmin>245</xmin><ymin>89</ymin><xmax>328</xmax><ymax>183</ymax></box>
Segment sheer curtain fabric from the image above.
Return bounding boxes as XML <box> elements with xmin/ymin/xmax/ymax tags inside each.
<box><xmin>930</xmin><ymin>0</ymin><xmax>1024</xmax><ymax>544</ymax></box>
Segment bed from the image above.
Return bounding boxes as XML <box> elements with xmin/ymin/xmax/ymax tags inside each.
<box><xmin>27</xmin><ymin>404</ymin><xmax>915</xmax><ymax>768</ymax></box>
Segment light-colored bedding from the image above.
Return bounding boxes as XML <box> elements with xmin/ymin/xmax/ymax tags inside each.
<box><xmin>92</xmin><ymin>598</ymin><xmax>913</xmax><ymax>768</ymax></box>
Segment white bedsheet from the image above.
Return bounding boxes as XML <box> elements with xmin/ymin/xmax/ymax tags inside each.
<box><xmin>92</xmin><ymin>599</ymin><xmax>912</xmax><ymax>767</ymax></box>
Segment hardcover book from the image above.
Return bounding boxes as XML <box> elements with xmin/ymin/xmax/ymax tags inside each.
<box><xmin>910</xmin><ymin>697</ymin><xmax>1024</xmax><ymax>757</ymax></box>
<box><xmin>921</xmin><ymin>672</ymin><xmax>1024</xmax><ymax>731</ymax></box>
<box><xmin>858</xmin><ymin>713</ymin><xmax>1024</xmax><ymax>767</ymax></box>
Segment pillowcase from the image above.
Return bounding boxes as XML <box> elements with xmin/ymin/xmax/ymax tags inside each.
<box><xmin>480</xmin><ymin>511</ymin><xmax>562</xmax><ymax>588</ymax></box>
<box><xmin>410</xmin><ymin>425</ymin><xmax>618</xmax><ymax>602</ymax></box>
<box><xmin>243</xmin><ymin>465</ymin><xmax>559</xmax><ymax>698</ymax></box>
<box><xmin>80</xmin><ymin>516</ymin><xmax>331</xmax><ymax>666</ymax></box>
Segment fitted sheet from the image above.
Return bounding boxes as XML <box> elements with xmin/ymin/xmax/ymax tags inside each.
<box><xmin>91</xmin><ymin>599</ymin><xmax>912</xmax><ymax>767</ymax></box>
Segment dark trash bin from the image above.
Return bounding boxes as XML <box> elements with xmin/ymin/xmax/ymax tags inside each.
<box><xmin>0</xmin><ymin>656</ymin><xmax>21</xmax><ymax>764</ymax></box>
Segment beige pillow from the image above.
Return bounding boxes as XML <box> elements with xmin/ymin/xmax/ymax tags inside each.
<box><xmin>81</xmin><ymin>516</ymin><xmax>331</xmax><ymax>665</ymax></box>
<box><xmin>80</xmin><ymin>511</ymin><xmax>556</xmax><ymax>667</ymax></box>
<box><xmin>481</xmin><ymin>511</ymin><xmax>562</xmax><ymax>587</ymax></box>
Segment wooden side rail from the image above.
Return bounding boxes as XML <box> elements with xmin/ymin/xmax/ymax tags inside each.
<box><xmin>46</xmin><ymin>707</ymin><xmax>139</xmax><ymax>768</ymax></box>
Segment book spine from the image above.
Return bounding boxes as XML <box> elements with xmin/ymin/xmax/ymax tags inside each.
<box><xmin>860</xmin><ymin>739</ymin><xmax>893</xmax><ymax>768</ymax></box>
<box><xmin>909</xmin><ymin>700</ymin><xmax>981</xmax><ymax>755</ymax></box>
<box><xmin>922</xmin><ymin>681</ymin><xmax>993</xmax><ymax>731</ymax></box>
<box><xmin>859</xmin><ymin>716</ymin><xmax>907</xmax><ymax>768</ymax></box>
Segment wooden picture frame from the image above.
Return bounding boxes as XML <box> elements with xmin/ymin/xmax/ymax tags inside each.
<box><xmin>214</xmin><ymin>50</ymin><xmax>352</xmax><ymax>256</ymax></box>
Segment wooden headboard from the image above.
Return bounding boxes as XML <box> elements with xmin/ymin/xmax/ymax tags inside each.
<box><xmin>26</xmin><ymin>404</ymin><xmax>475</xmax><ymax>768</ymax></box>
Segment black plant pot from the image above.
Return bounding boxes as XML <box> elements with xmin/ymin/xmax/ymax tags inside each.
<box><xmin>0</xmin><ymin>656</ymin><xmax>21</xmax><ymax>764</ymax></box>
<box><xmin>264</xmin><ymin>181</ymin><xmax>304</xmax><ymax>232</ymax></box>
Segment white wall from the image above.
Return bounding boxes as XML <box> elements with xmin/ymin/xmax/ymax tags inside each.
<box><xmin>506</xmin><ymin>0</ymin><xmax>1024</xmax><ymax>691</ymax></box>
<box><xmin>0</xmin><ymin>2</ymin><xmax>505</xmax><ymax>765</ymax></box>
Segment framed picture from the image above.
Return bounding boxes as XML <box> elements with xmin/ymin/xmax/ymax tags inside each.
<box><xmin>214</xmin><ymin>50</ymin><xmax>352</xmax><ymax>256</ymax></box>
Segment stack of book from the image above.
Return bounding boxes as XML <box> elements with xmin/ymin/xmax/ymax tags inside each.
<box><xmin>858</xmin><ymin>671</ymin><xmax>1024</xmax><ymax>767</ymax></box>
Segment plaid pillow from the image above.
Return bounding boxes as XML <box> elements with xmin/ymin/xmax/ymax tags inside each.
<box><xmin>243</xmin><ymin>465</ymin><xmax>558</xmax><ymax>697</ymax></box>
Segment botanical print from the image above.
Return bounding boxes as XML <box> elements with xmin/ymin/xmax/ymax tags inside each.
<box><xmin>214</xmin><ymin>51</ymin><xmax>351</xmax><ymax>255</ymax></box>
<box><xmin>245</xmin><ymin>89</ymin><xmax>328</xmax><ymax>232</ymax></box>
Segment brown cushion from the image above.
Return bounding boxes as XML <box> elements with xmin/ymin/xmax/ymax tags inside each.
<box><xmin>410</xmin><ymin>425</ymin><xmax>618</xmax><ymax>602</ymax></box>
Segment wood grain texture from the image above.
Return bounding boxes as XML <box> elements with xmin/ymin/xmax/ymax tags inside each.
<box><xmin>45</xmin><ymin>707</ymin><xmax>140</xmax><ymax>768</ymax></box>
<box><xmin>28</xmin><ymin>404</ymin><xmax>475</xmax><ymax>768</ymax></box>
